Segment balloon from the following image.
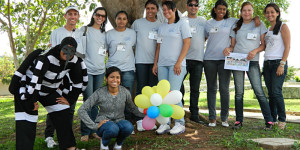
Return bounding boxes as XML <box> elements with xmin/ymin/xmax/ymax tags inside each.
<box><xmin>170</xmin><ymin>104</ymin><xmax>185</xmax><ymax>119</ymax></box>
<box><xmin>156</xmin><ymin>114</ymin><xmax>170</xmax><ymax>125</ymax></box>
<box><xmin>134</xmin><ymin>94</ymin><xmax>152</xmax><ymax>109</ymax></box>
<box><xmin>143</xmin><ymin>108</ymin><xmax>148</xmax><ymax>115</ymax></box>
<box><xmin>152</xmin><ymin>86</ymin><xmax>157</xmax><ymax>93</ymax></box>
<box><xmin>150</xmin><ymin>93</ymin><xmax>163</xmax><ymax>106</ymax></box>
<box><xmin>142</xmin><ymin>115</ymin><xmax>156</xmax><ymax>130</ymax></box>
<box><xmin>162</xmin><ymin>90</ymin><xmax>183</xmax><ymax>105</ymax></box>
<box><xmin>138</xmin><ymin>107</ymin><xmax>144</xmax><ymax>113</ymax></box>
<box><xmin>159</xmin><ymin>104</ymin><xmax>173</xmax><ymax>117</ymax></box>
<box><xmin>157</xmin><ymin>80</ymin><xmax>170</xmax><ymax>98</ymax></box>
<box><xmin>142</xmin><ymin>86</ymin><xmax>155</xmax><ymax>98</ymax></box>
<box><xmin>147</xmin><ymin>106</ymin><xmax>159</xmax><ymax>119</ymax></box>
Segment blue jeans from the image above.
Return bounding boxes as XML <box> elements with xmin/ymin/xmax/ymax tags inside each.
<box><xmin>263</xmin><ymin>60</ymin><xmax>287</xmax><ymax>122</ymax></box>
<box><xmin>135</xmin><ymin>64</ymin><xmax>158</xmax><ymax>95</ymax></box>
<box><xmin>121</xmin><ymin>70</ymin><xmax>135</xmax><ymax>121</ymax></box>
<box><xmin>204</xmin><ymin>60</ymin><xmax>231</xmax><ymax>121</ymax></box>
<box><xmin>97</xmin><ymin>120</ymin><xmax>134</xmax><ymax>146</ymax></box>
<box><xmin>158</xmin><ymin>65</ymin><xmax>187</xmax><ymax>125</ymax></box>
<box><xmin>182</xmin><ymin>60</ymin><xmax>204</xmax><ymax>117</ymax></box>
<box><xmin>233</xmin><ymin>61</ymin><xmax>272</xmax><ymax>123</ymax></box>
<box><xmin>81</xmin><ymin>73</ymin><xmax>104</xmax><ymax>136</ymax></box>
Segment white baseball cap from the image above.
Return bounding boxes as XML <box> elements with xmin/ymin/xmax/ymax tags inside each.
<box><xmin>65</xmin><ymin>5</ymin><xmax>79</xmax><ymax>14</ymax></box>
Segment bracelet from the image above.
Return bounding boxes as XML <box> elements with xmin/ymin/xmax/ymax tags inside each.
<box><xmin>280</xmin><ymin>61</ymin><xmax>286</xmax><ymax>65</ymax></box>
<box><xmin>280</xmin><ymin>64</ymin><xmax>285</xmax><ymax>68</ymax></box>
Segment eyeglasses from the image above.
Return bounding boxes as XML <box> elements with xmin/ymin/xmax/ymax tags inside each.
<box><xmin>94</xmin><ymin>13</ymin><xmax>106</xmax><ymax>18</ymax></box>
<box><xmin>188</xmin><ymin>3</ymin><xmax>199</xmax><ymax>7</ymax></box>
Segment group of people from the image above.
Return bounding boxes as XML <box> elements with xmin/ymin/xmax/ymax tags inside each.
<box><xmin>10</xmin><ymin>0</ymin><xmax>290</xmax><ymax>149</ymax></box>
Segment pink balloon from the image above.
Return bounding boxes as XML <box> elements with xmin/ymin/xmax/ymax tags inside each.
<box><xmin>142</xmin><ymin>115</ymin><xmax>156</xmax><ymax>130</ymax></box>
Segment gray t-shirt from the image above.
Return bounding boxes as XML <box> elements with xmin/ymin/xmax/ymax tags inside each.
<box><xmin>50</xmin><ymin>27</ymin><xmax>81</xmax><ymax>47</ymax></box>
<box><xmin>106</xmin><ymin>28</ymin><xmax>136</xmax><ymax>71</ymax></box>
<box><xmin>184</xmin><ymin>16</ymin><xmax>206</xmax><ymax>61</ymax></box>
<box><xmin>157</xmin><ymin>19</ymin><xmax>192</xmax><ymax>67</ymax></box>
<box><xmin>204</xmin><ymin>18</ymin><xmax>237</xmax><ymax>60</ymax></box>
<box><xmin>81</xmin><ymin>27</ymin><xmax>106</xmax><ymax>75</ymax></box>
<box><xmin>132</xmin><ymin>18</ymin><xmax>162</xmax><ymax>64</ymax></box>
<box><xmin>230</xmin><ymin>20</ymin><xmax>267</xmax><ymax>61</ymax></box>
<box><xmin>78</xmin><ymin>86</ymin><xmax>145</xmax><ymax>130</ymax></box>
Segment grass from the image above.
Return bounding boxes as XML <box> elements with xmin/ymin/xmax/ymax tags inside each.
<box><xmin>183</xmin><ymin>90</ymin><xmax>300</xmax><ymax>112</ymax></box>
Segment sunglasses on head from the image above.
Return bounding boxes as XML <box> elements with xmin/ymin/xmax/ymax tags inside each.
<box><xmin>94</xmin><ymin>13</ymin><xmax>106</xmax><ymax>18</ymax></box>
<box><xmin>188</xmin><ymin>3</ymin><xmax>199</xmax><ymax>7</ymax></box>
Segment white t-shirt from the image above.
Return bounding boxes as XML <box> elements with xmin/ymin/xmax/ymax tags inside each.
<box><xmin>157</xmin><ymin>19</ymin><xmax>192</xmax><ymax>67</ymax></box>
<box><xmin>106</xmin><ymin>28</ymin><xmax>136</xmax><ymax>72</ymax></box>
<box><xmin>184</xmin><ymin>16</ymin><xmax>206</xmax><ymax>61</ymax></box>
<box><xmin>204</xmin><ymin>18</ymin><xmax>237</xmax><ymax>60</ymax></box>
<box><xmin>81</xmin><ymin>27</ymin><xmax>106</xmax><ymax>75</ymax></box>
<box><xmin>264</xmin><ymin>24</ymin><xmax>285</xmax><ymax>60</ymax></box>
<box><xmin>230</xmin><ymin>20</ymin><xmax>267</xmax><ymax>61</ymax></box>
<box><xmin>132</xmin><ymin>18</ymin><xmax>162</xmax><ymax>64</ymax></box>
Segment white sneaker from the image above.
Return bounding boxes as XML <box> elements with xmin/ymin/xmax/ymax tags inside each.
<box><xmin>155</xmin><ymin>124</ymin><xmax>170</xmax><ymax>135</ymax></box>
<box><xmin>113</xmin><ymin>143</ymin><xmax>122</xmax><ymax>150</ymax></box>
<box><xmin>131</xmin><ymin>130</ymin><xmax>135</xmax><ymax>135</ymax></box>
<box><xmin>137</xmin><ymin>120</ymin><xmax>157</xmax><ymax>131</ymax></box>
<box><xmin>170</xmin><ymin>123</ymin><xmax>185</xmax><ymax>135</ymax></box>
<box><xmin>100</xmin><ymin>139</ymin><xmax>109</xmax><ymax>150</ymax></box>
<box><xmin>222</xmin><ymin>121</ymin><xmax>229</xmax><ymax>127</ymax></box>
<box><xmin>45</xmin><ymin>137</ymin><xmax>57</xmax><ymax>148</ymax></box>
<box><xmin>208</xmin><ymin>122</ymin><xmax>216</xmax><ymax>127</ymax></box>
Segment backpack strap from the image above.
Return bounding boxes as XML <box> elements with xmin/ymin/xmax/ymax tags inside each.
<box><xmin>83</xmin><ymin>26</ymin><xmax>88</xmax><ymax>36</ymax></box>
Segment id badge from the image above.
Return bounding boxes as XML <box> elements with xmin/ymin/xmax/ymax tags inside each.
<box><xmin>210</xmin><ymin>27</ymin><xmax>218</xmax><ymax>33</ymax></box>
<box><xmin>190</xmin><ymin>27</ymin><xmax>196</xmax><ymax>34</ymax></box>
<box><xmin>117</xmin><ymin>43</ymin><xmax>126</xmax><ymax>51</ymax></box>
<box><xmin>157</xmin><ymin>37</ymin><xmax>162</xmax><ymax>44</ymax></box>
<box><xmin>98</xmin><ymin>45</ymin><xmax>106</xmax><ymax>56</ymax></box>
<box><xmin>247</xmin><ymin>33</ymin><xmax>257</xmax><ymax>40</ymax></box>
<box><xmin>148</xmin><ymin>31</ymin><xmax>158</xmax><ymax>40</ymax></box>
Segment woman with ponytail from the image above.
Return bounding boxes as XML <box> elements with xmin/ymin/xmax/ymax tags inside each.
<box><xmin>223</xmin><ymin>2</ymin><xmax>273</xmax><ymax>130</ymax></box>
<box><xmin>263</xmin><ymin>3</ymin><xmax>290</xmax><ymax>129</ymax></box>
<box><xmin>80</xmin><ymin>7</ymin><xmax>107</xmax><ymax>142</ymax></box>
<box><xmin>152</xmin><ymin>1</ymin><xmax>191</xmax><ymax>135</ymax></box>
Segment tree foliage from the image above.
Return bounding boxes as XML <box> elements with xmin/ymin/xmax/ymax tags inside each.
<box><xmin>0</xmin><ymin>0</ymin><xmax>97</xmax><ymax>69</ymax></box>
<box><xmin>198</xmin><ymin>0</ymin><xmax>290</xmax><ymax>28</ymax></box>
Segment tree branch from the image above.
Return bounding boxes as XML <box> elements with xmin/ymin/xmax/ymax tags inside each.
<box><xmin>25</xmin><ymin>0</ymin><xmax>31</xmax><ymax>56</ymax></box>
<box><xmin>7</xmin><ymin>0</ymin><xmax>19</xmax><ymax>69</ymax></box>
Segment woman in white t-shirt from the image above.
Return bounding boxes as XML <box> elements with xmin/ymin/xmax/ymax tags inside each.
<box><xmin>152</xmin><ymin>1</ymin><xmax>191</xmax><ymax>135</ymax></box>
<box><xmin>263</xmin><ymin>3</ymin><xmax>291</xmax><ymax>129</ymax></box>
<box><xmin>80</xmin><ymin>7</ymin><xmax>107</xmax><ymax>142</ymax></box>
<box><xmin>223</xmin><ymin>2</ymin><xmax>273</xmax><ymax>130</ymax></box>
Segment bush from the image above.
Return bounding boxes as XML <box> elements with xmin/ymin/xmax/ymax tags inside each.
<box><xmin>0</xmin><ymin>56</ymin><xmax>15</xmax><ymax>84</ymax></box>
<box><xmin>295</xmin><ymin>76</ymin><xmax>300</xmax><ymax>82</ymax></box>
<box><xmin>285</xmin><ymin>66</ymin><xmax>296</xmax><ymax>81</ymax></box>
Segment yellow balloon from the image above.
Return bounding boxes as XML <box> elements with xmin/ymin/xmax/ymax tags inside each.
<box><xmin>134</xmin><ymin>94</ymin><xmax>152</xmax><ymax>109</ymax></box>
<box><xmin>152</xmin><ymin>86</ymin><xmax>157</xmax><ymax>93</ymax></box>
<box><xmin>170</xmin><ymin>104</ymin><xmax>185</xmax><ymax>119</ymax></box>
<box><xmin>142</xmin><ymin>86</ymin><xmax>155</xmax><ymax>98</ymax></box>
<box><xmin>157</xmin><ymin>80</ymin><xmax>170</xmax><ymax>98</ymax></box>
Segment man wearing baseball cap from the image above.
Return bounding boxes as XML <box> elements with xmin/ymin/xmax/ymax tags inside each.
<box><xmin>45</xmin><ymin>5</ymin><xmax>83</xmax><ymax>148</ymax></box>
<box><xmin>10</xmin><ymin>37</ymin><xmax>88</xmax><ymax>150</ymax></box>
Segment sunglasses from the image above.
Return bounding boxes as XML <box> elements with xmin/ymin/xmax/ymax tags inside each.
<box><xmin>188</xmin><ymin>3</ymin><xmax>199</xmax><ymax>7</ymax></box>
<box><xmin>94</xmin><ymin>13</ymin><xmax>106</xmax><ymax>18</ymax></box>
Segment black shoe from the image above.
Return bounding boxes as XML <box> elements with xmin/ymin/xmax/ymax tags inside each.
<box><xmin>232</xmin><ymin>121</ymin><xmax>242</xmax><ymax>129</ymax></box>
<box><xmin>264</xmin><ymin>122</ymin><xmax>273</xmax><ymax>130</ymax></box>
<box><xmin>190</xmin><ymin>117</ymin><xmax>206</xmax><ymax>125</ymax></box>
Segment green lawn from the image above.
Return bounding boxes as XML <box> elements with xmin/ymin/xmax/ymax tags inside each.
<box><xmin>183</xmin><ymin>90</ymin><xmax>300</xmax><ymax>112</ymax></box>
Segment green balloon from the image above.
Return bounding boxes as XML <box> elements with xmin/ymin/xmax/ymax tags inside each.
<box><xmin>159</xmin><ymin>104</ymin><xmax>173</xmax><ymax>117</ymax></box>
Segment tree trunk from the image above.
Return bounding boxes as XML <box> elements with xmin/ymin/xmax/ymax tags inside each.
<box><xmin>99</xmin><ymin>0</ymin><xmax>186</xmax><ymax>27</ymax></box>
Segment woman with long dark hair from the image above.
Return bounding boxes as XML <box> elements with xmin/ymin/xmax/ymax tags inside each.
<box><xmin>78</xmin><ymin>66</ymin><xmax>144</xmax><ymax>150</ymax></box>
<box><xmin>263</xmin><ymin>3</ymin><xmax>291</xmax><ymax>129</ymax></box>
<box><xmin>152</xmin><ymin>1</ymin><xmax>191</xmax><ymax>135</ymax></box>
<box><xmin>80</xmin><ymin>7</ymin><xmax>108</xmax><ymax>142</ymax></box>
<box><xmin>223</xmin><ymin>2</ymin><xmax>273</xmax><ymax>129</ymax></box>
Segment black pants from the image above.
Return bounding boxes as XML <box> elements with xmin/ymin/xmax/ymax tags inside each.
<box><xmin>44</xmin><ymin>102</ymin><xmax>76</xmax><ymax>138</ymax></box>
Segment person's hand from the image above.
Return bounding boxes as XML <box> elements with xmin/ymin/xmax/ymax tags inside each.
<box><xmin>173</xmin><ymin>62</ymin><xmax>181</xmax><ymax>76</ymax></box>
<box><xmin>32</xmin><ymin>102</ymin><xmax>39</xmax><ymax>111</ymax></box>
<box><xmin>247</xmin><ymin>50</ymin><xmax>257</xmax><ymax>60</ymax></box>
<box><xmin>276</xmin><ymin>65</ymin><xmax>284</xmax><ymax>76</ymax></box>
<box><xmin>97</xmin><ymin>120</ymin><xmax>109</xmax><ymax>129</ymax></box>
<box><xmin>56</xmin><ymin>97</ymin><xmax>70</xmax><ymax>105</ymax></box>
<box><xmin>223</xmin><ymin>47</ymin><xmax>232</xmax><ymax>56</ymax></box>
<box><xmin>152</xmin><ymin>64</ymin><xmax>158</xmax><ymax>76</ymax></box>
